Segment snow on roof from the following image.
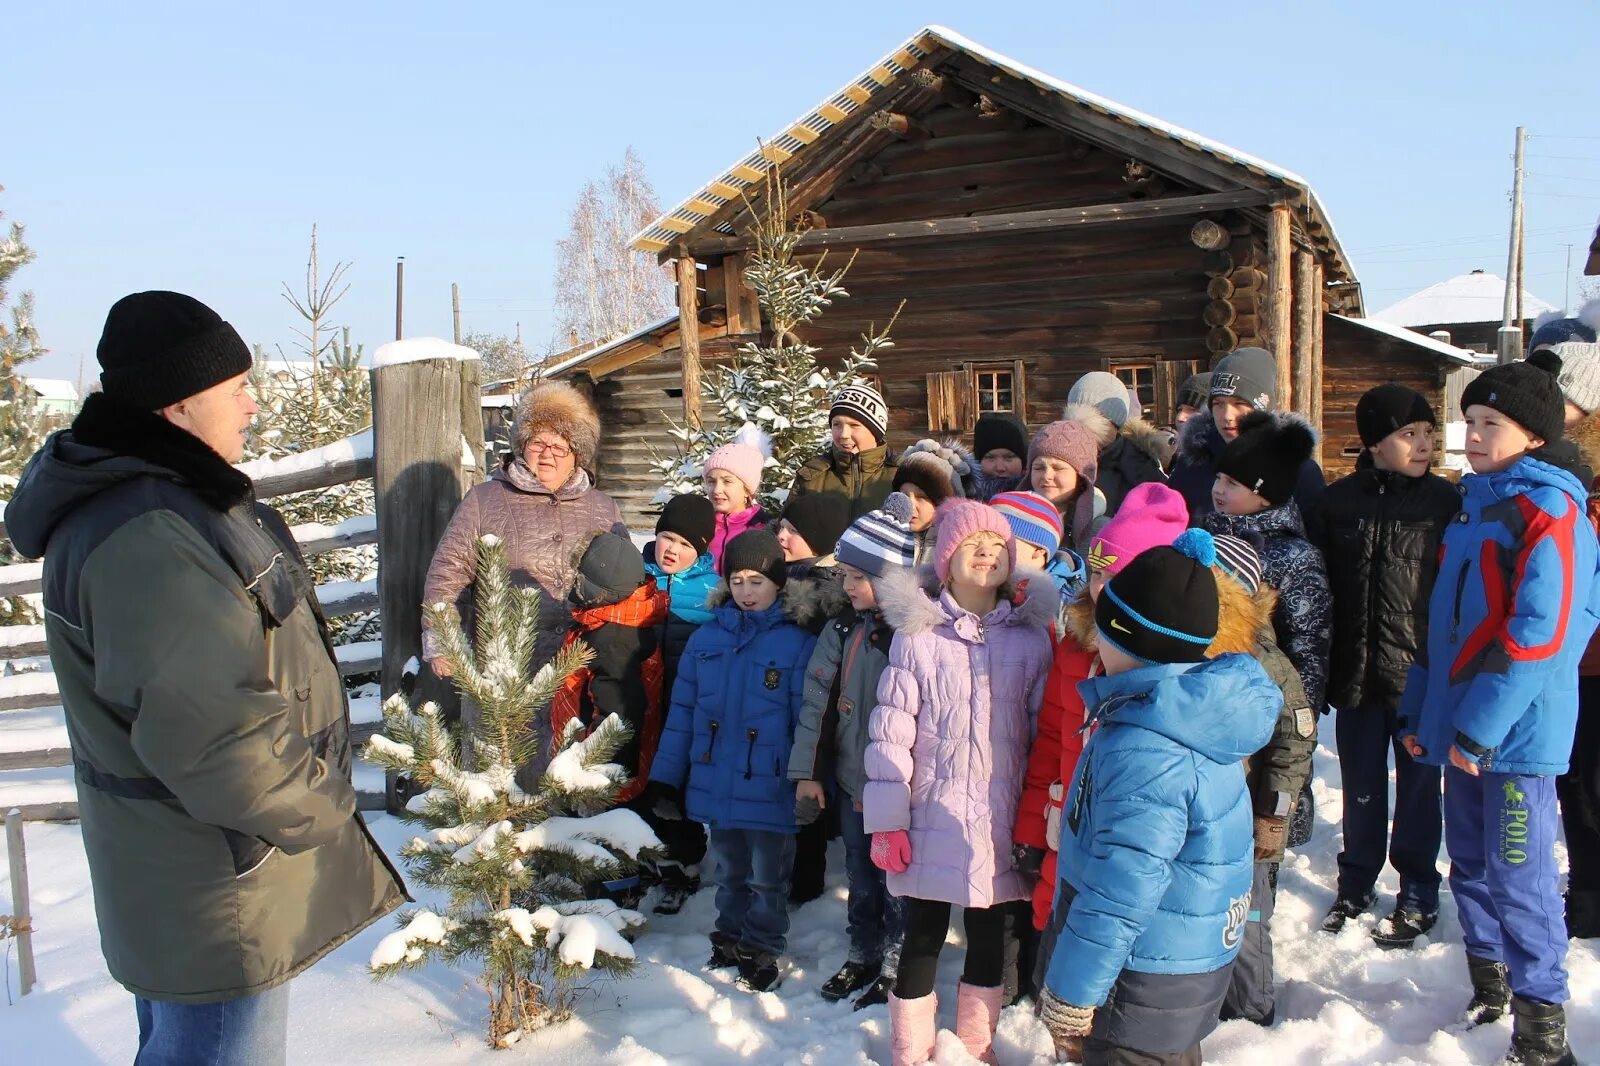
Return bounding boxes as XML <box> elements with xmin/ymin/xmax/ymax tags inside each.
<box><xmin>372</xmin><ymin>337</ymin><xmax>481</xmax><ymax>368</ymax></box>
<box><xmin>1331</xmin><ymin>315</ymin><xmax>1478</xmax><ymax>366</ymax></box>
<box><xmin>631</xmin><ymin>25</ymin><xmax>1351</xmax><ymax>279</ymax></box>
<box><xmin>1372</xmin><ymin>272</ymin><xmax>1558</xmax><ymax>328</ymax></box>
<box><xmin>24</xmin><ymin>378</ymin><xmax>78</xmax><ymax>402</ymax></box>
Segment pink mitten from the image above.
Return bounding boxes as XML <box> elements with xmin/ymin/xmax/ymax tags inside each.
<box><xmin>871</xmin><ymin>830</ymin><xmax>912</xmax><ymax>873</ymax></box>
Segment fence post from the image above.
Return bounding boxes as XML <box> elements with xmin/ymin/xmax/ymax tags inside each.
<box><xmin>371</xmin><ymin>347</ymin><xmax>473</xmax><ymax>811</ymax></box>
<box><xmin>5</xmin><ymin>808</ymin><xmax>36</xmax><ymax>996</ymax></box>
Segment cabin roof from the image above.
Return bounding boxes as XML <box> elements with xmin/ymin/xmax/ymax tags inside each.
<box><xmin>631</xmin><ymin>25</ymin><xmax>1354</xmax><ymax>282</ymax></box>
<box><xmin>1330</xmin><ymin>314</ymin><xmax>1483</xmax><ymax>367</ymax></box>
<box><xmin>1372</xmin><ymin>270</ymin><xmax>1559</xmax><ymax>329</ymax></box>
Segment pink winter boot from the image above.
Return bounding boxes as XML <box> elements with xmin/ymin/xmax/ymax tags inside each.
<box><xmin>887</xmin><ymin>990</ymin><xmax>938</xmax><ymax>1066</ymax></box>
<box><xmin>954</xmin><ymin>981</ymin><xmax>1005</xmax><ymax>1064</ymax></box>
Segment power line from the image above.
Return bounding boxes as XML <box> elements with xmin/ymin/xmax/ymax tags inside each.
<box><xmin>1526</xmin><ymin>153</ymin><xmax>1600</xmax><ymax>162</ymax></box>
<box><xmin>1348</xmin><ymin>225</ymin><xmax>1572</xmax><ymax>256</ymax></box>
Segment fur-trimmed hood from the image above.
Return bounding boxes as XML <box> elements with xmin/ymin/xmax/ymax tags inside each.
<box><xmin>1569</xmin><ymin>408</ymin><xmax>1600</xmax><ymax>488</ymax></box>
<box><xmin>873</xmin><ymin>563</ymin><xmax>1057</xmax><ymax>638</ymax></box>
<box><xmin>1208</xmin><ymin>573</ymin><xmax>1279</xmax><ymax>657</ymax></box>
<box><xmin>1062</xmin><ymin>591</ymin><xmax>1098</xmax><ymax>651</ymax></box>
<box><xmin>1177</xmin><ymin>410</ymin><xmax>1226</xmax><ymax>466</ymax></box>
<box><xmin>705</xmin><ymin>571</ymin><xmax>847</xmax><ymax>631</ymax></box>
<box><xmin>1120</xmin><ymin>418</ymin><xmax>1175</xmax><ymax>469</ymax></box>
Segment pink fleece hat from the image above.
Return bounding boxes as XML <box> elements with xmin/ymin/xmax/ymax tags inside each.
<box><xmin>932</xmin><ymin>498</ymin><xmax>1016</xmax><ymax>584</ymax></box>
<box><xmin>703</xmin><ymin>424</ymin><xmax>770</xmax><ymax>498</ymax></box>
<box><xmin>1085</xmin><ymin>482</ymin><xmax>1189</xmax><ymax>576</ymax></box>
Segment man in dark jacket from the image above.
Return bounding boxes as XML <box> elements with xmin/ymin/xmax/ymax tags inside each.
<box><xmin>1307</xmin><ymin>384</ymin><xmax>1459</xmax><ymax>946</ymax></box>
<box><xmin>6</xmin><ymin>292</ymin><xmax>406</xmax><ymax>1062</ymax></box>
<box><xmin>1170</xmin><ymin>347</ymin><xmax>1325</xmax><ymax>523</ymax></box>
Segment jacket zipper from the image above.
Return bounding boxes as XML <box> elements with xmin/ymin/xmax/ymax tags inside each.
<box><xmin>1449</xmin><ymin>558</ymin><xmax>1471</xmax><ymax>643</ymax></box>
<box><xmin>744</xmin><ymin>729</ymin><xmax>758</xmax><ymax>779</ymax></box>
<box><xmin>701</xmin><ymin>720</ymin><xmax>720</xmax><ymax>763</ymax></box>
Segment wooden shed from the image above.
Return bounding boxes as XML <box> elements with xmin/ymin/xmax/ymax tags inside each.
<box><xmin>559</xmin><ymin>25</ymin><xmax>1472</xmax><ymax>520</ymax></box>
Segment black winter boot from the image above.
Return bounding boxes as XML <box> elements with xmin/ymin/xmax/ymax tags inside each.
<box><xmin>820</xmin><ymin>960</ymin><xmax>880</xmax><ymax>1002</ymax></box>
<box><xmin>707</xmin><ymin>931</ymin><xmax>740</xmax><ymax>970</ymax></box>
<box><xmin>1320</xmin><ymin>891</ymin><xmax>1376</xmax><ymax>933</ymax></box>
<box><xmin>1465</xmin><ymin>954</ymin><xmax>1511</xmax><ymax>1028</ymax></box>
<box><xmin>652</xmin><ymin>861</ymin><xmax>700</xmax><ymax>916</ymax></box>
<box><xmin>1502</xmin><ymin>995</ymin><xmax>1577</xmax><ymax>1065</ymax></box>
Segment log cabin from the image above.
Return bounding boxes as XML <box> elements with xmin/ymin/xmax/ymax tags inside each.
<box><xmin>553</xmin><ymin>25</ymin><xmax>1477</xmax><ymax>521</ymax></box>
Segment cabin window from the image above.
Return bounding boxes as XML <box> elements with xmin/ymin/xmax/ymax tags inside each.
<box><xmin>1111</xmin><ymin>363</ymin><xmax>1157</xmax><ymax>420</ymax></box>
<box><xmin>663</xmin><ymin>387</ymin><xmax>683</xmax><ymax>398</ymax></box>
<box><xmin>971</xmin><ymin>365</ymin><xmax>1017</xmax><ymax>415</ymax></box>
<box><xmin>926</xmin><ymin>360</ymin><xmax>1029</xmax><ymax>433</ymax></box>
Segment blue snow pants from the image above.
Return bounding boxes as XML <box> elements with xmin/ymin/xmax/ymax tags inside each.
<box><xmin>1443</xmin><ymin>766</ymin><xmax>1568</xmax><ymax>1004</ymax></box>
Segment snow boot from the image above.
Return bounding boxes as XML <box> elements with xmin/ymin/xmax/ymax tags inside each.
<box><xmin>887</xmin><ymin>990</ymin><xmax>937</xmax><ymax>1066</ymax></box>
<box><xmin>821</xmin><ymin>960</ymin><xmax>881</xmax><ymax>1002</ymax></box>
<box><xmin>1319</xmin><ymin>891</ymin><xmax>1376</xmax><ymax>933</ymax></box>
<box><xmin>1371</xmin><ymin>907</ymin><xmax>1437</xmax><ymax>949</ymax></box>
<box><xmin>1566</xmin><ymin>889</ymin><xmax>1600</xmax><ymax>939</ymax></box>
<box><xmin>1502</xmin><ymin>995</ymin><xmax>1577</xmax><ymax>1065</ymax></box>
<box><xmin>954</xmin><ymin>981</ymin><xmax>1004</xmax><ymax>1064</ymax></box>
<box><xmin>853</xmin><ymin>974</ymin><xmax>894</xmax><ymax>1011</ymax></box>
<box><xmin>652</xmin><ymin>861</ymin><xmax>700</xmax><ymax>916</ymax></box>
<box><xmin>736</xmin><ymin>946</ymin><xmax>785</xmax><ymax>992</ymax></box>
<box><xmin>707</xmin><ymin>931</ymin><xmax>740</xmax><ymax>971</ymax></box>
<box><xmin>1464</xmin><ymin>954</ymin><xmax>1512</xmax><ymax>1028</ymax></box>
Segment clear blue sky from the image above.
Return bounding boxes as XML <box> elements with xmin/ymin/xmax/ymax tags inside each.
<box><xmin>10</xmin><ymin>0</ymin><xmax>1600</xmax><ymax>386</ymax></box>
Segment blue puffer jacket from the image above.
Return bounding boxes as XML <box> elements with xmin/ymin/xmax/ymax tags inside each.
<box><xmin>1044</xmin><ymin>654</ymin><xmax>1280</xmax><ymax>1009</ymax></box>
<box><xmin>649</xmin><ymin>587</ymin><xmax>819</xmax><ymax>833</ymax></box>
<box><xmin>1398</xmin><ymin>452</ymin><xmax>1600</xmax><ymax>775</ymax></box>
<box><xmin>644</xmin><ymin>543</ymin><xmax>719</xmax><ymax>697</ymax></box>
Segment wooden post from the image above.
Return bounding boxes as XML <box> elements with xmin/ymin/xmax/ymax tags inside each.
<box><xmin>1266</xmin><ymin>205</ymin><xmax>1293</xmax><ymax>407</ymax></box>
<box><xmin>451</xmin><ymin>283</ymin><xmax>462</xmax><ymax>346</ymax></box>
<box><xmin>394</xmin><ymin>258</ymin><xmax>405</xmax><ymax>341</ymax></box>
<box><xmin>5</xmin><ymin>808</ymin><xmax>37</xmax><ymax>996</ymax></box>
<box><xmin>1311</xmin><ymin>262</ymin><xmax>1326</xmax><ymax>466</ymax></box>
<box><xmin>1293</xmin><ymin>249</ymin><xmax>1317</xmax><ymax>419</ymax></box>
<box><xmin>458</xmin><ymin>357</ymin><xmax>485</xmax><ymax>490</ymax></box>
<box><xmin>676</xmin><ymin>255</ymin><xmax>703</xmax><ymax>429</ymax></box>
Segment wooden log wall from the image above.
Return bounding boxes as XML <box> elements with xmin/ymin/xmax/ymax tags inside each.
<box><xmin>1320</xmin><ymin>317</ymin><xmax>1449</xmax><ymax>478</ymax></box>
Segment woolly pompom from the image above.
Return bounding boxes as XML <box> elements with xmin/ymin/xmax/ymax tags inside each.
<box><xmin>881</xmin><ymin>490</ymin><xmax>914</xmax><ymax>524</ymax></box>
<box><xmin>1172</xmin><ymin>528</ymin><xmax>1218</xmax><ymax>568</ymax></box>
<box><xmin>1234</xmin><ymin>410</ymin><xmax>1317</xmax><ymax>467</ymax></box>
<box><xmin>731</xmin><ymin>421</ymin><xmax>774</xmax><ymax>462</ymax></box>
<box><xmin>1527</xmin><ymin>348</ymin><xmax>1564</xmax><ymax>376</ymax></box>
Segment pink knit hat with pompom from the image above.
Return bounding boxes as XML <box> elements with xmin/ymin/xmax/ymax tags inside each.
<box><xmin>932</xmin><ymin>498</ymin><xmax>1016</xmax><ymax>584</ymax></box>
<box><xmin>703</xmin><ymin>423</ymin><xmax>772</xmax><ymax>498</ymax></box>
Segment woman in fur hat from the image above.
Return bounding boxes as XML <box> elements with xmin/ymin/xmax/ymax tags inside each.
<box><xmin>423</xmin><ymin>381</ymin><xmax>626</xmax><ymax>775</ymax></box>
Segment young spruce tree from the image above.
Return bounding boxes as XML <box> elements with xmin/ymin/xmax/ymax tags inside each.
<box><xmin>364</xmin><ymin>535</ymin><xmax>660</xmax><ymax>1048</ymax></box>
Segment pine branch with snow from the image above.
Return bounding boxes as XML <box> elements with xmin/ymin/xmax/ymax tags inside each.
<box><xmin>362</xmin><ymin>534</ymin><xmax>661</xmax><ymax>1047</ymax></box>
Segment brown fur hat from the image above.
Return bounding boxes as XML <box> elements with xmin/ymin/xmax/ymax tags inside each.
<box><xmin>513</xmin><ymin>381</ymin><xmax>601</xmax><ymax>470</ymax></box>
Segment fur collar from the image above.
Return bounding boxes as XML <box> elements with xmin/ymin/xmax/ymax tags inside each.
<box><xmin>1209</xmin><ymin>574</ymin><xmax>1278</xmax><ymax>656</ymax></box>
<box><xmin>69</xmin><ymin>392</ymin><xmax>254</xmax><ymax>511</ymax></box>
<box><xmin>1569</xmin><ymin>409</ymin><xmax>1600</xmax><ymax>488</ymax></box>
<box><xmin>1177</xmin><ymin>411</ymin><xmax>1225</xmax><ymax>466</ymax></box>
<box><xmin>705</xmin><ymin>572</ymin><xmax>847</xmax><ymax>629</ymax></box>
<box><xmin>1120</xmin><ymin>418</ymin><xmax>1173</xmax><ymax>468</ymax></box>
<box><xmin>1063</xmin><ymin>593</ymin><xmax>1098</xmax><ymax>651</ymax></box>
<box><xmin>874</xmin><ymin>564</ymin><xmax>1056</xmax><ymax>637</ymax></box>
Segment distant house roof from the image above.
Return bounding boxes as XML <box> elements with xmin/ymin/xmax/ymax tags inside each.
<box><xmin>24</xmin><ymin>378</ymin><xmax>79</xmax><ymax>403</ymax></box>
<box><xmin>631</xmin><ymin>24</ymin><xmax>1355</xmax><ymax>284</ymax></box>
<box><xmin>544</xmin><ymin>315</ymin><xmax>681</xmax><ymax>379</ymax></box>
<box><xmin>1373</xmin><ymin>271</ymin><xmax>1558</xmax><ymax>328</ymax></box>
<box><xmin>1330</xmin><ymin>315</ymin><xmax>1483</xmax><ymax>367</ymax></box>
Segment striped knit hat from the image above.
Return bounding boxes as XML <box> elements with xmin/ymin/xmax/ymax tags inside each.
<box><xmin>989</xmin><ymin>491</ymin><xmax>1064</xmax><ymax>554</ymax></box>
<box><xmin>1211</xmin><ymin>534</ymin><xmax>1264</xmax><ymax>594</ymax></box>
<box><xmin>834</xmin><ymin>492</ymin><xmax>917</xmax><ymax>578</ymax></box>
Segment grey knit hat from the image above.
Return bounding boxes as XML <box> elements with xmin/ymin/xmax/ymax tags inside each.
<box><xmin>1210</xmin><ymin>347</ymin><xmax>1277</xmax><ymax>411</ymax></box>
<box><xmin>1067</xmin><ymin>371</ymin><xmax>1131</xmax><ymax>428</ymax></box>
<box><xmin>1555</xmin><ymin>341</ymin><xmax>1600</xmax><ymax>414</ymax></box>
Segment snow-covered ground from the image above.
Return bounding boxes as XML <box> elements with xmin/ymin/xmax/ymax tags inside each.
<box><xmin>5</xmin><ymin>720</ymin><xmax>1596</xmax><ymax>1064</ymax></box>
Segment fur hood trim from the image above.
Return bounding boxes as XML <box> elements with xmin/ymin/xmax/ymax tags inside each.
<box><xmin>1062</xmin><ymin>402</ymin><xmax>1118</xmax><ymax>450</ymax></box>
<box><xmin>1208</xmin><ymin>571</ymin><xmax>1280</xmax><ymax>657</ymax></box>
<box><xmin>1063</xmin><ymin>593</ymin><xmax>1098</xmax><ymax>651</ymax></box>
<box><xmin>1569</xmin><ymin>408</ymin><xmax>1600</xmax><ymax>484</ymax></box>
<box><xmin>1121</xmin><ymin>418</ymin><xmax>1174</xmax><ymax>467</ymax></box>
<box><xmin>1177</xmin><ymin>410</ymin><xmax>1224</xmax><ymax>465</ymax></box>
<box><xmin>874</xmin><ymin>563</ymin><xmax>1056</xmax><ymax>637</ymax></box>
<box><xmin>705</xmin><ymin>572</ymin><xmax>847</xmax><ymax>627</ymax></box>
<box><xmin>513</xmin><ymin>380</ymin><xmax>601</xmax><ymax>470</ymax></box>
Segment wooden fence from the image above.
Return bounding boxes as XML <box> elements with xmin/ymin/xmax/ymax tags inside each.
<box><xmin>0</xmin><ymin>347</ymin><xmax>484</xmax><ymax>822</ymax></box>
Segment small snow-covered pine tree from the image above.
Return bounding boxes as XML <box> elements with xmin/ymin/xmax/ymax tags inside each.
<box><xmin>0</xmin><ymin>199</ymin><xmax>48</xmax><ymax>625</ymax></box>
<box><xmin>652</xmin><ymin>167</ymin><xmax>901</xmax><ymax>511</ymax></box>
<box><xmin>363</xmin><ymin>535</ymin><xmax>660</xmax><ymax>1048</ymax></box>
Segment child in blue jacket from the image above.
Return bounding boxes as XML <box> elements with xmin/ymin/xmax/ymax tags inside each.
<box><xmin>1399</xmin><ymin>352</ymin><xmax>1600</xmax><ymax>1065</ymax></box>
<box><xmin>641</xmin><ymin>494</ymin><xmax>721</xmax><ymax>914</ymax></box>
<box><xmin>646</xmin><ymin>529</ymin><xmax>820</xmax><ymax>993</ymax></box>
<box><xmin>1038</xmin><ymin>531</ymin><xmax>1279</xmax><ymax>1064</ymax></box>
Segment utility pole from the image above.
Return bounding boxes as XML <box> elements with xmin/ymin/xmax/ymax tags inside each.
<box><xmin>1499</xmin><ymin>126</ymin><xmax>1527</xmax><ymax>363</ymax></box>
<box><xmin>394</xmin><ymin>257</ymin><xmax>405</xmax><ymax>341</ymax></box>
<box><xmin>1564</xmin><ymin>244</ymin><xmax>1574</xmax><ymax>312</ymax></box>
<box><xmin>451</xmin><ymin>283</ymin><xmax>462</xmax><ymax>345</ymax></box>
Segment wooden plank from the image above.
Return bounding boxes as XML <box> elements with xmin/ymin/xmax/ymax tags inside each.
<box><xmin>12</xmin><ymin>802</ymin><xmax>77</xmax><ymax>823</ymax></box>
<box><xmin>1312</xmin><ymin>263</ymin><xmax>1326</xmax><ymax>464</ymax></box>
<box><xmin>5</xmin><ymin>808</ymin><xmax>37</xmax><ymax>994</ymax></box>
<box><xmin>252</xmin><ymin>454</ymin><xmax>374</xmax><ymax>500</ymax></box>
<box><xmin>724</xmin><ymin>254</ymin><xmax>760</xmax><ymax>335</ymax></box>
<box><xmin>1293</xmin><ymin>248</ymin><xmax>1317</xmax><ymax>419</ymax></box>
<box><xmin>0</xmin><ymin>748</ymin><xmax>71</xmax><ymax>772</ymax></box>
<box><xmin>689</xmin><ymin>190</ymin><xmax>1280</xmax><ymax>257</ymax></box>
<box><xmin>677</xmin><ymin>255</ymin><xmax>704</xmax><ymax>429</ymax></box>
<box><xmin>1266</xmin><ymin>204</ymin><xmax>1294</xmax><ymax>406</ymax></box>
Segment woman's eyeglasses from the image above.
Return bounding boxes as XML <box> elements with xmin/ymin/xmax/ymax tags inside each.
<box><xmin>526</xmin><ymin>441</ymin><xmax>571</xmax><ymax>459</ymax></box>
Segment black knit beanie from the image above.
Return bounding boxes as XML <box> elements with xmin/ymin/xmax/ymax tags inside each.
<box><xmin>781</xmin><ymin>492</ymin><xmax>852</xmax><ymax>558</ymax></box>
<box><xmin>1215</xmin><ymin>411</ymin><xmax>1318</xmax><ymax>506</ymax></box>
<box><xmin>97</xmin><ymin>291</ymin><xmax>253</xmax><ymax>409</ymax></box>
<box><xmin>1459</xmin><ymin>350</ymin><xmax>1566</xmax><ymax>445</ymax></box>
<box><xmin>720</xmin><ymin>529</ymin><xmax>788</xmax><ymax>588</ymax></box>
<box><xmin>973</xmin><ymin>412</ymin><xmax>1029</xmax><ymax>461</ymax></box>
<box><xmin>656</xmin><ymin>493</ymin><xmax>716</xmax><ymax>555</ymax></box>
<box><xmin>1177</xmin><ymin>372</ymin><xmax>1212</xmax><ymax>412</ymax></box>
<box><xmin>572</xmin><ymin>532</ymin><xmax>646</xmax><ymax>607</ymax></box>
<box><xmin>1356</xmin><ymin>384</ymin><xmax>1436</xmax><ymax>448</ymax></box>
<box><xmin>1096</xmin><ymin>529</ymin><xmax>1219</xmax><ymax>664</ymax></box>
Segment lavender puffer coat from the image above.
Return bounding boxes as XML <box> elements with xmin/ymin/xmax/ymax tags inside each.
<box><xmin>863</xmin><ymin>568</ymin><xmax>1054</xmax><ymax>908</ymax></box>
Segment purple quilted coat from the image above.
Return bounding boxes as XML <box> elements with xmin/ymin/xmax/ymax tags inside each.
<box><xmin>863</xmin><ymin>567</ymin><xmax>1054</xmax><ymax>907</ymax></box>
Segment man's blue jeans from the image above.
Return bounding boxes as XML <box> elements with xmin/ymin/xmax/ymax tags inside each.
<box><xmin>135</xmin><ymin>983</ymin><xmax>289</xmax><ymax>1066</ymax></box>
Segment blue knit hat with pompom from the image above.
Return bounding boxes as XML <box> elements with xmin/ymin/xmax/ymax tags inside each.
<box><xmin>1095</xmin><ymin>529</ymin><xmax>1219</xmax><ymax>664</ymax></box>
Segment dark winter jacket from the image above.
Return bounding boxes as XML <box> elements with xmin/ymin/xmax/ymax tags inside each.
<box><xmin>1399</xmin><ymin>449</ymin><xmax>1600</xmax><ymax>775</ymax></box>
<box><xmin>649</xmin><ymin>579</ymin><xmax>832</xmax><ymax>833</ymax></box>
<box><xmin>787</xmin><ymin>605</ymin><xmax>894</xmax><ymax>801</ymax></box>
<box><xmin>1204</xmin><ymin>500</ymin><xmax>1333</xmax><ymax>714</ymax></box>
<box><xmin>790</xmin><ymin>444</ymin><xmax>899</xmax><ymax>520</ymax></box>
<box><xmin>1306</xmin><ymin>455</ymin><xmax>1460</xmax><ymax>713</ymax></box>
<box><xmin>1169</xmin><ymin>411</ymin><xmax>1325</xmax><ymax>524</ymax></box>
<box><xmin>1097</xmin><ymin>421</ymin><xmax>1170</xmax><ymax>516</ymax></box>
<box><xmin>784</xmin><ymin>557</ymin><xmax>845</xmax><ymax>633</ymax></box>
<box><xmin>1044</xmin><ymin>655</ymin><xmax>1280</xmax><ymax>1010</ymax></box>
<box><xmin>6</xmin><ymin>394</ymin><xmax>407</xmax><ymax>1003</ymax></box>
<box><xmin>643</xmin><ymin>542</ymin><xmax>719</xmax><ymax>699</ymax></box>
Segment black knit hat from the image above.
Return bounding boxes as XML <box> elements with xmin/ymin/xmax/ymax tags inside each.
<box><xmin>1356</xmin><ymin>384</ymin><xmax>1436</xmax><ymax>448</ymax></box>
<box><xmin>973</xmin><ymin>412</ymin><xmax>1029</xmax><ymax>461</ymax></box>
<box><xmin>571</xmin><ymin>532</ymin><xmax>646</xmax><ymax>607</ymax></box>
<box><xmin>1215</xmin><ymin>411</ymin><xmax>1317</xmax><ymax>506</ymax></box>
<box><xmin>656</xmin><ymin>493</ymin><xmax>716</xmax><ymax>555</ymax></box>
<box><xmin>1176</xmin><ymin>372</ymin><xmax>1212</xmax><ymax>412</ymax></box>
<box><xmin>97</xmin><ymin>291</ymin><xmax>253</xmax><ymax>409</ymax></box>
<box><xmin>1096</xmin><ymin>529</ymin><xmax>1219</xmax><ymax>664</ymax></box>
<box><xmin>721</xmin><ymin>529</ymin><xmax>787</xmax><ymax>588</ymax></box>
<box><xmin>1460</xmin><ymin>350</ymin><xmax>1566</xmax><ymax>445</ymax></box>
<box><xmin>781</xmin><ymin>492</ymin><xmax>851</xmax><ymax>558</ymax></box>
